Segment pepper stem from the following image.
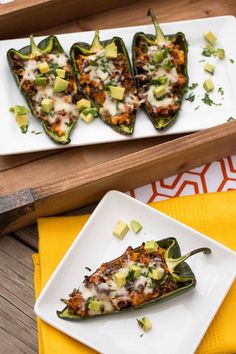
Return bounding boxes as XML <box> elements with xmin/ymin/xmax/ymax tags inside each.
<box><xmin>166</xmin><ymin>247</ymin><xmax>211</xmax><ymax>273</ymax></box>
<box><xmin>90</xmin><ymin>30</ymin><xmax>103</xmax><ymax>53</ymax></box>
<box><xmin>30</xmin><ymin>34</ymin><xmax>42</xmax><ymax>57</ymax></box>
<box><xmin>147</xmin><ymin>8</ymin><xmax>165</xmax><ymax>45</ymax></box>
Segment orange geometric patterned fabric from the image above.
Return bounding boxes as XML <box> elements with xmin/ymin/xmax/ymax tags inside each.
<box><xmin>129</xmin><ymin>156</ymin><xmax>236</xmax><ymax>202</ymax></box>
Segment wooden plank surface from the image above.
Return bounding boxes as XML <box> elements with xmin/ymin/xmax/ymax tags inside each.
<box><xmin>0</xmin><ymin>235</ymin><xmax>37</xmax><ymax>354</ymax></box>
<box><xmin>2</xmin><ymin>120</ymin><xmax>236</xmax><ymax>235</ymax></box>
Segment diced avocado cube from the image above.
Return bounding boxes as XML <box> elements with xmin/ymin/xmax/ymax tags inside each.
<box><xmin>157</xmin><ymin>76</ymin><xmax>168</xmax><ymax>85</ymax></box>
<box><xmin>206</xmin><ymin>43</ymin><xmax>215</xmax><ymax>54</ymax></box>
<box><xmin>80</xmin><ymin>107</ymin><xmax>98</xmax><ymax>123</ymax></box>
<box><xmin>114</xmin><ymin>272</ymin><xmax>126</xmax><ymax>287</ymax></box>
<box><xmin>130</xmin><ymin>220</ymin><xmax>142</xmax><ymax>234</ymax></box>
<box><xmin>144</xmin><ymin>240</ymin><xmax>158</xmax><ymax>253</ymax></box>
<box><xmin>153</xmin><ymin>51</ymin><xmax>163</xmax><ymax>63</ymax></box>
<box><xmin>154</xmin><ymin>85</ymin><xmax>167</xmax><ymax>99</ymax></box>
<box><xmin>53</xmin><ymin>77</ymin><xmax>69</xmax><ymax>93</ymax></box>
<box><xmin>137</xmin><ymin>317</ymin><xmax>152</xmax><ymax>332</ymax></box>
<box><xmin>112</xmin><ymin>220</ymin><xmax>129</xmax><ymax>240</ymax></box>
<box><xmin>41</xmin><ymin>98</ymin><xmax>54</xmax><ymax>113</ymax></box>
<box><xmin>10</xmin><ymin>105</ymin><xmax>29</xmax><ymax>116</ymax></box>
<box><xmin>80</xmin><ymin>112</ymin><xmax>94</xmax><ymax>124</ymax></box>
<box><xmin>56</xmin><ymin>69</ymin><xmax>66</xmax><ymax>78</ymax></box>
<box><xmin>216</xmin><ymin>48</ymin><xmax>225</xmax><ymax>59</ymax></box>
<box><xmin>38</xmin><ymin>62</ymin><xmax>49</xmax><ymax>74</ymax></box>
<box><xmin>35</xmin><ymin>77</ymin><xmax>47</xmax><ymax>86</ymax></box>
<box><xmin>76</xmin><ymin>98</ymin><xmax>91</xmax><ymax>111</ymax></box>
<box><xmin>203</xmin><ymin>79</ymin><xmax>214</xmax><ymax>92</ymax></box>
<box><xmin>204</xmin><ymin>31</ymin><xmax>217</xmax><ymax>45</ymax></box>
<box><xmin>105</xmin><ymin>42</ymin><xmax>118</xmax><ymax>58</ymax></box>
<box><xmin>16</xmin><ymin>115</ymin><xmax>28</xmax><ymax>133</ymax></box>
<box><xmin>9</xmin><ymin>106</ymin><xmax>29</xmax><ymax>133</ymax></box>
<box><xmin>88</xmin><ymin>299</ymin><xmax>101</xmax><ymax>312</ymax></box>
<box><xmin>204</xmin><ymin>62</ymin><xmax>215</xmax><ymax>74</ymax></box>
<box><xmin>109</xmin><ymin>86</ymin><xmax>125</xmax><ymax>100</ymax></box>
<box><xmin>148</xmin><ymin>267</ymin><xmax>164</xmax><ymax>280</ymax></box>
<box><xmin>129</xmin><ymin>264</ymin><xmax>141</xmax><ymax>277</ymax></box>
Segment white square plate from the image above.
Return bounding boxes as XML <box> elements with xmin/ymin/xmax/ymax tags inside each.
<box><xmin>35</xmin><ymin>190</ymin><xmax>236</xmax><ymax>354</ymax></box>
<box><xmin>0</xmin><ymin>16</ymin><xmax>236</xmax><ymax>155</ymax></box>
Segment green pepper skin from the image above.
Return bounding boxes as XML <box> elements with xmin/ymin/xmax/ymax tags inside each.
<box><xmin>57</xmin><ymin>237</ymin><xmax>211</xmax><ymax>321</ymax></box>
<box><xmin>132</xmin><ymin>10</ymin><xmax>189</xmax><ymax>131</ymax></box>
<box><xmin>7</xmin><ymin>35</ymin><xmax>84</xmax><ymax>144</ymax></box>
<box><xmin>70</xmin><ymin>34</ymin><xmax>137</xmax><ymax>135</ymax></box>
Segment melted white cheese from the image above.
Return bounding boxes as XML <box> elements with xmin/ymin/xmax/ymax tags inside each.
<box><xmin>102</xmin><ymin>95</ymin><xmax>117</xmax><ymax>116</ymax></box>
<box><xmin>147</xmin><ymin>85</ymin><xmax>174</xmax><ymax>108</ymax></box>
<box><xmin>21</xmin><ymin>59</ymin><xmax>38</xmax><ymax>83</ymax></box>
<box><xmin>79</xmin><ymin>283</ymin><xmax>97</xmax><ymax>300</ymax></box>
<box><xmin>47</xmin><ymin>53</ymin><xmax>68</xmax><ymax>67</ymax></box>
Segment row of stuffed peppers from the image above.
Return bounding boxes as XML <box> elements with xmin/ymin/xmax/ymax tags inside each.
<box><xmin>7</xmin><ymin>9</ymin><xmax>188</xmax><ymax>144</ymax></box>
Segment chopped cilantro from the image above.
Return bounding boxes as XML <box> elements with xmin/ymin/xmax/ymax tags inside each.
<box><xmin>194</xmin><ymin>105</ymin><xmax>200</xmax><ymax>110</ymax></box>
<box><xmin>230</xmin><ymin>58</ymin><xmax>235</xmax><ymax>64</ymax></box>
<box><xmin>218</xmin><ymin>87</ymin><xmax>224</xmax><ymax>95</ymax></box>
<box><xmin>199</xmin><ymin>59</ymin><xmax>205</xmax><ymax>63</ymax></box>
<box><xmin>126</xmin><ymin>269</ymin><xmax>135</xmax><ymax>282</ymax></box>
<box><xmin>140</xmin><ymin>333</ymin><xmax>144</xmax><ymax>338</ymax></box>
<box><xmin>227</xmin><ymin>117</ymin><xmax>236</xmax><ymax>122</ymax></box>
<box><xmin>202</xmin><ymin>48</ymin><xmax>212</xmax><ymax>57</ymax></box>
<box><xmin>85</xmin><ymin>266</ymin><xmax>92</xmax><ymax>272</ymax></box>
<box><xmin>188</xmin><ymin>83</ymin><xmax>198</xmax><ymax>90</ymax></box>
<box><xmin>185</xmin><ymin>92</ymin><xmax>195</xmax><ymax>102</ymax></box>
<box><xmin>202</xmin><ymin>93</ymin><xmax>222</xmax><ymax>106</ymax></box>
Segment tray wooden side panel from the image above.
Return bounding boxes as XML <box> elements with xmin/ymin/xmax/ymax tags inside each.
<box><xmin>1</xmin><ymin>121</ymin><xmax>236</xmax><ymax>235</ymax></box>
<box><xmin>0</xmin><ymin>0</ymin><xmax>136</xmax><ymax>39</ymax></box>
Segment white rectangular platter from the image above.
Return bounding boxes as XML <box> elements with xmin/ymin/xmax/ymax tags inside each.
<box><xmin>34</xmin><ymin>190</ymin><xmax>236</xmax><ymax>354</ymax></box>
<box><xmin>0</xmin><ymin>15</ymin><xmax>236</xmax><ymax>155</ymax></box>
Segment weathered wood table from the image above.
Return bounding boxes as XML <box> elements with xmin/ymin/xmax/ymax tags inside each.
<box><xmin>1</xmin><ymin>0</ymin><xmax>236</xmax><ymax>353</ymax></box>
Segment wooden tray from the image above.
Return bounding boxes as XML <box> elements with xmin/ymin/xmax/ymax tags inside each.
<box><xmin>1</xmin><ymin>0</ymin><xmax>236</xmax><ymax>235</ymax></box>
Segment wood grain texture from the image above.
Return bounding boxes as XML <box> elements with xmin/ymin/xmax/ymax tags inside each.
<box><xmin>2</xmin><ymin>120</ymin><xmax>236</xmax><ymax>235</ymax></box>
<box><xmin>0</xmin><ymin>235</ymin><xmax>37</xmax><ymax>354</ymax></box>
<box><xmin>0</xmin><ymin>0</ymin><xmax>136</xmax><ymax>39</ymax></box>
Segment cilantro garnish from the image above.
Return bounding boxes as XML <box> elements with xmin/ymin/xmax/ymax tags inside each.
<box><xmin>188</xmin><ymin>83</ymin><xmax>198</xmax><ymax>90</ymax></box>
<box><xmin>185</xmin><ymin>92</ymin><xmax>195</xmax><ymax>102</ymax></box>
<box><xmin>202</xmin><ymin>93</ymin><xmax>222</xmax><ymax>106</ymax></box>
<box><xmin>218</xmin><ymin>87</ymin><xmax>224</xmax><ymax>95</ymax></box>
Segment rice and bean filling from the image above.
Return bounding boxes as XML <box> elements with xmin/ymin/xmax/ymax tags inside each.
<box><xmin>77</xmin><ymin>47</ymin><xmax>139</xmax><ymax>126</ymax></box>
<box><xmin>66</xmin><ymin>243</ymin><xmax>182</xmax><ymax>317</ymax></box>
<box><xmin>12</xmin><ymin>52</ymin><xmax>81</xmax><ymax>137</ymax></box>
<box><xmin>135</xmin><ymin>36</ymin><xmax>186</xmax><ymax>116</ymax></box>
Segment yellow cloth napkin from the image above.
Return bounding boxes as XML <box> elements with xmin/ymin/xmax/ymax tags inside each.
<box><xmin>33</xmin><ymin>191</ymin><xmax>236</xmax><ymax>354</ymax></box>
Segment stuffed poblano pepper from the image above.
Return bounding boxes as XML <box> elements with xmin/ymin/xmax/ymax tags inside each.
<box><xmin>57</xmin><ymin>237</ymin><xmax>210</xmax><ymax>320</ymax></box>
<box><xmin>132</xmin><ymin>9</ymin><xmax>188</xmax><ymax>130</ymax></box>
<box><xmin>70</xmin><ymin>31</ymin><xmax>139</xmax><ymax>135</ymax></box>
<box><xmin>7</xmin><ymin>35</ymin><xmax>94</xmax><ymax>144</ymax></box>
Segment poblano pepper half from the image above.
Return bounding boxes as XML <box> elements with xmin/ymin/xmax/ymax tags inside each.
<box><xmin>70</xmin><ymin>31</ymin><xmax>139</xmax><ymax>135</ymax></box>
<box><xmin>57</xmin><ymin>237</ymin><xmax>211</xmax><ymax>321</ymax></box>
<box><xmin>132</xmin><ymin>9</ymin><xmax>188</xmax><ymax>130</ymax></box>
<box><xmin>7</xmin><ymin>35</ymin><xmax>94</xmax><ymax>144</ymax></box>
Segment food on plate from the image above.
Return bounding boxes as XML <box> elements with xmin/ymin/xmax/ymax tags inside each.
<box><xmin>137</xmin><ymin>316</ymin><xmax>152</xmax><ymax>332</ymax></box>
<box><xmin>204</xmin><ymin>31</ymin><xmax>217</xmax><ymax>46</ymax></box>
<box><xmin>113</xmin><ymin>220</ymin><xmax>129</xmax><ymax>240</ymax></box>
<box><xmin>132</xmin><ymin>9</ymin><xmax>188</xmax><ymax>130</ymax></box>
<box><xmin>70</xmin><ymin>30</ymin><xmax>139</xmax><ymax>135</ymax></box>
<box><xmin>57</xmin><ymin>237</ymin><xmax>211</xmax><ymax>320</ymax></box>
<box><xmin>203</xmin><ymin>79</ymin><xmax>214</xmax><ymax>92</ymax></box>
<box><xmin>9</xmin><ymin>105</ymin><xmax>29</xmax><ymax>133</ymax></box>
<box><xmin>204</xmin><ymin>63</ymin><xmax>215</xmax><ymax>75</ymax></box>
<box><xmin>7</xmin><ymin>35</ymin><xmax>95</xmax><ymax>144</ymax></box>
<box><xmin>130</xmin><ymin>219</ymin><xmax>142</xmax><ymax>234</ymax></box>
